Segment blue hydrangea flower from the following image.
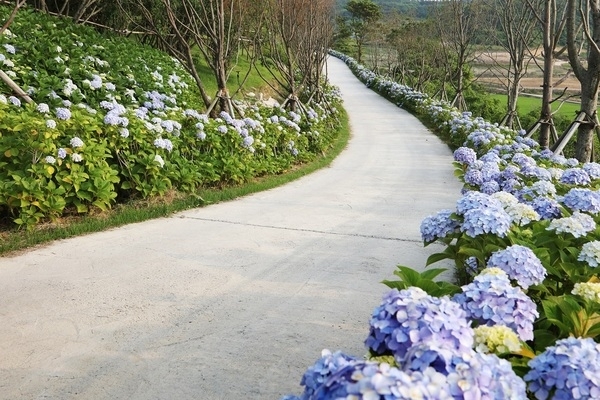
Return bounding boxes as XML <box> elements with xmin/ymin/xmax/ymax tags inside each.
<box><xmin>57</xmin><ymin>148</ymin><xmax>67</xmax><ymax>159</ymax></box>
<box><xmin>366</xmin><ymin>288</ymin><xmax>473</xmax><ymax>361</ymax></box>
<box><xmin>583</xmin><ymin>162</ymin><xmax>600</xmax><ymax>179</ymax></box>
<box><xmin>525</xmin><ymin>337</ymin><xmax>600</xmax><ymax>399</ymax></box>
<box><xmin>55</xmin><ymin>107</ymin><xmax>71</xmax><ymax>120</ymax></box>
<box><xmin>401</xmin><ymin>344</ymin><xmax>527</xmax><ymax>399</ymax></box>
<box><xmin>296</xmin><ymin>349</ymin><xmax>357</xmax><ymax>399</ymax></box>
<box><xmin>420</xmin><ymin>209</ymin><xmax>460</xmax><ymax>243</ymax></box>
<box><xmin>561</xmin><ymin>168</ymin><xmax>591</xmax><ymax>186</ymax></box>
<box><xmin>486</xmin><ymin>245</ymin><xmax>546</xmax><ymax>288</ymax></box>
<box><xmin>529</xmin><ymin>197</ymin><xmax>562</xmax><ymax>220</ymax></box>
<box><xmin>454</xmin><ymin>147</ymin><xmax>477</xmax><ymax>164</ymax></box>
<box><xmin>465</xmin><ymin>169</ymin><xmax>484</xmax><ymax>186</ymax></box>
<box><xmin>453</xmin><ymin>269</ymin><xmax>538</xmax><ymax>341</ymax></box>
<box><xmin>460</xmin><ymin>205</ymin><xmax>512</xmax><ymax>238</ymax></box>
<box><xmin>46</xmin><ymin>119</ymin><xmax>57</xmax><ymax>129</ymax></box>
<box><xmin>480</xmin><ymin>180</ymin><xmax>500</xmax><ymax>194</ymax></box>
<box><xmin>456</xmin><ymin>191</ymin><xmax>502</xmax><ymax>215</ymax></box>
<box><xmin>560</xmin><ymin>188</ymin><xmax>600</xmax><ymax>214</ymax></box>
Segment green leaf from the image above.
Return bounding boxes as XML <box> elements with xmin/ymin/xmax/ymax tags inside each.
<box><xmin>426</xmin><ymin>252</ymin><xmax>451</xmax><ymax>266</ymax></box>
<box><xmin>420</xmin><ymin>268</ymin><xmax>448</xmax><ymax>281</ymax></box>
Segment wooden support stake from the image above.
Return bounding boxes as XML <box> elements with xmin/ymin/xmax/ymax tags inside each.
<box><xmin>0</xmin><ymin>69</ymin><xmax>32</xmax><ymax>103</ymax></box>
<box><xmin>551</xmin><ymin>111</ymin><xmax>587</xmax><ymax>154</ymax></box>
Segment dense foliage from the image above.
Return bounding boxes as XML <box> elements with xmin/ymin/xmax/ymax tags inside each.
<box><xmin>0</xmin><ymin>7</ymin><xmax>343</xmax><ymax>228</ymax></box>
<box><xmin>282</xmin><ymin>52</ymin><xmax>600</xmax><ymax>399</ymax></box>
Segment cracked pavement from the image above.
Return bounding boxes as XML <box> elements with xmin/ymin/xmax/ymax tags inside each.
<box><xmin>0</xmin><ymin>57</ymin><xmax>462</xmax><ymax>399</ymax></box>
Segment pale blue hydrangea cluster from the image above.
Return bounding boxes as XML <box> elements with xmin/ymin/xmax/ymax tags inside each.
<box><xmin>486</xmin><ymin>245</ymin><xmax>546</xmax><ymax>288</ymax></box>
<box><xmin>560</xmin><ymin>188</ymin><xmax>600</xmax><ymax>214</ymax></box>
<box><xmin>547</xmin><ymin>212</ymin><xmax>596</xmax><ymax>238</ymax></box>
<box><xmin>365</xmin><ymin>288</ymin><xmax>473</xmax><ymax>362</ymax></box>
<box><xmin>284</xmin><ymin>357</ymin><xmax>454</xmax><ymax>400</ymax></box>
<box><xmin>583</xmin><ymin>162</ymin><xmax>600</xmax><ymax>179</ymax></box>
<box><xmin>460</xmin><ymin>203</ymin><xmax>512</xmax><ymax>238</ymax></box>
<box><xmin>525</xmin><ymin>337</ymin><xmax>600</xmax><ymax>399</ymax></box>
<box><xmin>419</xmin><ymin>209</ymin><xmax>459</xmax><ymax>243</ymax></box>
<box><xmin>560</xmin><ymin>168</ymin><xmax>591</xmax><ymax>186</ymax></box>
<box><xmin>453</xmin><ymin>269</ymin><xmax>538</xmax><ymax>341</ymax></box>
<box><xmin>529</xmin><ymin>197</ymin><xmax>562</xmax><ymax>220</ymax></box>
<box><xmin>577</xmin><ymin>240</ymin><xmax>600</xmax><ymax>267</ymax></box>
<box><xmin>453</xmin><ymin>146</ymin><xmax>477</xmax><ymax>165</ymax></box>
<box><xmin>401</xmin><ymin>344</ymin><xmax>527</xmax><ymax>399</ymax></box>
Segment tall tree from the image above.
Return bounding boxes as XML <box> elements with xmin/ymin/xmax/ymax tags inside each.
<box><xmin>486</xmin><ymin>0</ymin><xmax>539</xmax><ymax>129</ymax></box>
<box><xmin>433</xmin><ymin>0</ymin><xmax>485</xmax><ymax>111</ymax></box>
<box><xmin>345</xmin><ymin>0</ymin><xmax>381</xmax><ymax>63</ymax></box>
<box><xmin>117</xmin><ymin>0</ymin><xmax>249</xmax><ymax>116</ymax></box>
<box><xmin>566</xmin><ymin>0</ymin><xmax>600</xmax><ymax>161</ymax></box>
<box><xmin>257</xmin><ymin>0</ymin><xmax>334</xmax><ymax>112</ymax></box>
<box><xmin>525</xmin><ymin>0</ymin><xmax>567</xmax><ymax>148</ymax></box>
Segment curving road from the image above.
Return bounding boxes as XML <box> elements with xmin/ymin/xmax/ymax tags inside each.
<box><xmin>0</xmin><ymin>57</ymin><xmax>462</xmax><ymax>399</ymax></box>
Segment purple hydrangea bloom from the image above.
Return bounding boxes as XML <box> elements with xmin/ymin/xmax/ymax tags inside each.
<box><xmin>401</xmin><ymin>344</ymin><xmax>527</xmax><ymax>399</ymax></box>
<box><xmin>454</xmin><ymin>147</ymin><xmax>477</xmax><ymax>164</ymax></box>
<box><xmin>529</xmin><ymin>197</ymin><xmax>562</xmax><ymax>220</ymax></box>
<box><xmin>420</xmin><ymin>209</ymin><xmax>460</xmax><ymax>243</ymax></box>
<box><xmin>481</xmin><ymin>162</ymin><xmax>501</xmax><ymax>181</ymax></box>
<box><xmin>512</xmin><ymin>153</ymin><xmax>536</xmax><ymax>168</ymax></box>
<box><xmin>453</xmin><ymin>270</ymin><xmax>538</xmax><ymax>341</ymax></box>
<box><xmin>464</xmin><ymin>169</ymin><xmax>483</xmax><ymax>186</ymax></box>
<box><xmin>561</xmin><ymin>168</ymin><xmax>591</xmax><ymax>186</ymax></box>
<box><xmin>486</xmin><ymin>245</ymin><xmax>546</xmax><ymax>289</ymax></box>
<box><xmin>501</xmin><ymin>165</ymin><xmax>520</xmax><ymax>181</ymax></box>
<box><xmin>366</xmin><ymin>288</ymin><xmax>473</xmax><ymax>361</ymax></box>
<box><xmin>525</xmin><ymin>337</ymin><xmax>600</xmax><ymax>399</ymax></box>
<box><xmin>461</xmin><ymin>205</ymin><xmax>512</xmax><ymax>238</ymax></box>
<box><xmin>480</xmin><ymin>180</ymin><xmax>500</xmax><ymax>194</ymax></box>
<box><xmin>561</xmin><ymin>188</ymin><xmax>600</xmax><ymax>214</ymax></box>
<box><xmin>242</xmin><ymin>136</ymin><xmax>254</xmax><ymax>148</ymax></box>
<box><xmin>57</xmin><ymin>148</ymin><xmax>67</xmax><ymax>159</ymax></box>
<box><xmin>538</xmin><ymin>149</ymin><xmax>554</xmax><ymax>159</ymax></box>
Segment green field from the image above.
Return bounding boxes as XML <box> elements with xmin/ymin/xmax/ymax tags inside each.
<box><xmin>489</xmin><ymin>94</ymin><xmax>582</xmax><ymax>120</ymax></box>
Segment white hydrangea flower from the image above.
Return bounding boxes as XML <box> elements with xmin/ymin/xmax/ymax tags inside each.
<box><xmin>578</xmin><ymin>241</ymin><xmax>600</xmax><ymax>267</ymax></box>
<box><xmin>478</xmin><ymin>267</ymin><xmax>509</xmax><ymax>278</ymax></box>
<box><xmin>572</xmin><ymin>282</ymin><xmax>600</xmax><ymax>302</ymax></box>
<box><xmin>505</xmin><ymin>203</ymin><xmax>541</xmax><ymax>225</ymax></box>
<box><xmin>154</xmin><ymin>154</ymin><xmax>165</xmax><ymax>167</ymax></box>
<box><xmin>474</xmin><ymin>325</ymin><xmax>522</xmax><ymax>354</ymax></box>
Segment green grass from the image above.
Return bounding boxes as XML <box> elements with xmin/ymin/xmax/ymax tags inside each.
<box><xmin>489</xmin><ymin>94</ymin><xmax>582</xmax><ymax>120</ymax></box>
<box><xmin>0</xmin><ymin>109</ymin><xmax>351</xmax><ymax>256</ymax></box>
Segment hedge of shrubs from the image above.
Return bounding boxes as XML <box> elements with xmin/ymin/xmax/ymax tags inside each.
<box><xmin>281</xmin><ymin>52</ymin><xmax>600</xmax><ymax>399</ymax></box>
<box><xmin>0</xmin><ymin>6</ymin><xmax>343</xmax><ymax>228</ymax></box>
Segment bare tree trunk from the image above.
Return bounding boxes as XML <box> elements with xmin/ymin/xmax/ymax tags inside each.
<box><xmin>566</xmin><ymin>0</ymin><xmax>600</xmax><ymax>161</ymax></box>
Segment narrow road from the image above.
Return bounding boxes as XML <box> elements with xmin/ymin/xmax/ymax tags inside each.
<box><xmin>0</xmin><ymin>57</ymin><xmax>462</xmax><ymax>399</ymax></box>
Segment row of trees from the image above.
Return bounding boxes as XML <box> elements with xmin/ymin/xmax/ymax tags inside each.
<box><xmin>338</xmin><ymin>0</ymin><xmax>600</xmax><ymax>162</ymax></box>
<box><xmin>14</xmin><ymin>0</ymin><xmax>336</xmax><ymax>116</ymax></box>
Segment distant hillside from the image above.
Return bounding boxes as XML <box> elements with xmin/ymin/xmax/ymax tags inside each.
<box><xmin>336</xmin><ymin>0</ymin><xmax>433</xmax><ymax>18</ymax></box>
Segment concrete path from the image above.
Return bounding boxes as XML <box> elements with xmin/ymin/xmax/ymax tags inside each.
<box><xmin>0</xmin><ymin>57</ymin><xmax>462</xmax><ymax>400</ymax></box>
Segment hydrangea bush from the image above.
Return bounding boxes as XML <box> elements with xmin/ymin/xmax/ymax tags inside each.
<box><xmin>282</xmin><ymin>52</ymin><xmax>600</xmax><ymax>398</ymax></box>
<box><xmin>0</xmin><ymin>7</ymin><xmax>343</xmax><ymax>227</ymax></box>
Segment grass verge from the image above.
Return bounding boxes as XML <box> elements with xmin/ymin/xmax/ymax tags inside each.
<box><xmin>0</xmin><ymin>109</ymin><xmax>351</xmax><ymax>257</ymax></box>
